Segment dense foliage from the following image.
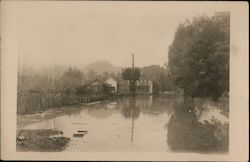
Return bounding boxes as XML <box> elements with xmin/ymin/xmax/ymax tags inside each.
<box><xmin>140</xmin><ymin>65</ymin><xmax>176</xmax><ymax>92</ymax></box>
<box><xmin>168</xmin><ymin>12</ymin><xmax>229</xmax><ymax>100</ymax></box>
<box><xmin>121</xmin><ymin>68</ymin><xmax>141</xmax><ymax>81</ymax></box>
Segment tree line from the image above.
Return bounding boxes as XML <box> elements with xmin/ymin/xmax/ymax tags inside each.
<box><xmin>18</xmin><ymin>64</ymin><xmax>177</xmax><ymax>96</ymax></box>
<box><xmin>18</xmin><ymin>66</ymin><xmax>121</xmax><ymax>94</ymax></box>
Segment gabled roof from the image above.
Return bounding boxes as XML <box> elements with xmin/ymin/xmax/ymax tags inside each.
<box><xmin>82</xmin><ymin>79</ymin><xmax>109</xmax><ymax>87</ymax></box>
<box><xmin>105</xmin><ymin>77</ymin><xmax>117</xmax><ymax>82</ymax></box>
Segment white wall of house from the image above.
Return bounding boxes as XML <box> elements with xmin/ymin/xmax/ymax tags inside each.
<box><xmin>106</xmin><ymin>77</ymin><xmax>117</xmax><ymax>92</ymax></box>
<box><xmin>148</xmin><ymin>80</ymin><xmax>153</xmax><ymax>94</ymax></box>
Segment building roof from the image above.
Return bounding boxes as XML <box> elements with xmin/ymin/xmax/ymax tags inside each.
<box><xmin>82</xmin><ymin>79</ymin><xmax>111</xmax><ymax>87</ymax></box>
<box><xmin>105</xmin><ymin>77</ymin><xmax>117</xmax><ymax>82</ymax></box>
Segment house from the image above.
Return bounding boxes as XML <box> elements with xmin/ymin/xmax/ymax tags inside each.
<box><xmin>135</xmin><ymin>80</ymin><xmax>153</xmax><ymax>95</ymax></box>
<box><xmin>118</xmin><ymin>80</ymin><xmax>153</xmax><ymax>95</ymax></box>
<box><xmin>105</xmin><ymin>77</ymin><xmax>117</xmax><ymax>93</ymax></box>
<box><xmin>82</xmin><ymin>79</ymin><xmax>110</xmax><ymax>102</ymax></box>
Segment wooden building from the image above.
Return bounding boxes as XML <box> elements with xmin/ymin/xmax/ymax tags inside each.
<box><xmin>81</xmin><ymin>79</ymin><xmax>113</xmax><ymax>102</ymax></box>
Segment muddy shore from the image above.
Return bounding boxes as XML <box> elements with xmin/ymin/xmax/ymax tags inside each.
<box><xmin>16</xmin><ymin>129</ymin><xmax>70</xmax><ymax>152</ymax></box>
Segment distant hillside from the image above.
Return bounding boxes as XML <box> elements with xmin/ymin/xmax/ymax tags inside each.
<box><xmin>82</xmin><ymin>61</ymin><xmax>122</xmax><ymax>74</ymax></box>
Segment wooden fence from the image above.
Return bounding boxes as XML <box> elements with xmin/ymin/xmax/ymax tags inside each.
<box><xmin>17</xmin><ymin>92</ymin><xmax>81</xmax><ymax>114</ymax></box>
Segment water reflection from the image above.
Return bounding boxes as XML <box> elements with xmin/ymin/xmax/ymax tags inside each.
<box><xmin>130</xmin><ymin>97</ymin><xmax>136</xmax><ymax>142</ymax></box>
<box><xmin>87</xmin><ymin>106</ymin><xmax>114</xmax><ymax>119</ymax></box>
<box><xmin>121</xmin><ymin>97</ymin><xmax>140</xmax><ymax>119</ymax></box>
<box><xmin>19</xmin><ymin>95</ymin><xmax>228</xmax><ymax>153</ymax></box>
<box><xmin>119</xmin><ymin>96</ymin><xmax>156</xmax><ymax>142</ymax></box>
<box><xmin>167</xmin><ymin>98</ymin><xmax>229</xmax><ymax>153</ymax></box>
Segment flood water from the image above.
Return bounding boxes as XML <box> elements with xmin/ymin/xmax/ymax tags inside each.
<box><xmin>20</xmin><ymin>95</ymin><xmax>229</xmax><ymax>153</ymax></box>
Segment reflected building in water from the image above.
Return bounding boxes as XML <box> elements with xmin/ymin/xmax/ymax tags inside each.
<box><xmin>119</xmin><ymin>95</ymin><xmax>153</xmax><ymax>142</ymax></box>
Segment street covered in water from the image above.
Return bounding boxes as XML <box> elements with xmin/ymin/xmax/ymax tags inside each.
<box><xmin>17</xmin><ymin>95</ymin><xmax>229</xmax><ymax>153</ymax></box>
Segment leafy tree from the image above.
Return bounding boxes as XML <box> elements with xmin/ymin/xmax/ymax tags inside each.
<box><xmin>60</xmin><ymin>67</ymin><xmax>84</xmax><ymax>94</ymax></box>
<box><xmin>121</xmin><ymin>68</ymin><xmax>141</xmax><ymax>81</ymax></box>
<box><xmin>121</xmin><ymin>68</ymin><xmax>141</xmax><ymax>94</ymax></box>
<box><xmin>168</xmin><ymin>12</ymin><xmax>229</xmax><ymax>100</ymax></box>
<box><xmin>140</xmin><ymin>65</ymin><xmax>176</xmax><ymax>92</ymax></box>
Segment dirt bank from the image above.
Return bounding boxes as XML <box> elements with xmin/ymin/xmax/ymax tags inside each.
<box><xmin>16</xmin><ymin>129</ymin><xmax>70</xmax><ymax>152</ymax></box>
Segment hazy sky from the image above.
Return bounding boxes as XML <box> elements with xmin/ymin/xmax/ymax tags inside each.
<box><xmin>13</xmin><ymin>1</ymin><xmax>215</xmax><ymax>68</ymax></box>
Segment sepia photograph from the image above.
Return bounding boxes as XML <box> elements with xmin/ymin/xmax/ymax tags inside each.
<box><xmin>0</xmin><ymin>1</ymin><xmax>248</xmax><ymax>161</ymax></box>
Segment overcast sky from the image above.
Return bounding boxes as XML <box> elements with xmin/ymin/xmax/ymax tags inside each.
<box><xmin>12</xmin><ymin>1</ymin><xmax>216</xmax><ymax>68</ymax></box>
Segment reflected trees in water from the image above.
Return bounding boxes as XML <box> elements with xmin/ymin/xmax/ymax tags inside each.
<box><xmin>120</xmin><ymin>97</ymin><xmax>140</xmax><ymax>120</ymax></box>
<box><xmin>167</xmin><ymin>99</ymin><xmax>229</xmax><ymax>153</ymax></box>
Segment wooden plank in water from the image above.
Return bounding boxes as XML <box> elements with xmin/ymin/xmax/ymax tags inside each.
<box><xmin>73</xmin><ymin>134</ymin><xmax>85</xmax><ymax>138</ymax></box>
<box><xmin>77</xmin><ymin>130</ymin><xmax>88</xmax><ymax>133</ymax></box>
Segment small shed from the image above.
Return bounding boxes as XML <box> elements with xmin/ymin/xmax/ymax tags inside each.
<box><xmin>105</xmin><ymin>77</ymin><xmax>117</xmax><ymax>93</ymax></box>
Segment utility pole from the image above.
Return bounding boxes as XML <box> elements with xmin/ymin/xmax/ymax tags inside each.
<box><xmin>132</xmin><ymin>53</ymin><xmax>134</xmax><ymax>69</ymax></box>
<box><xmin>131</xmin><ymin>53</ymin><xmax>135</xmax><ymax>142</ymax></box>
<box><xmin>132</xmin><ymin>54</ymin><xmax>135</xmax><ymax>96</ymax></box>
